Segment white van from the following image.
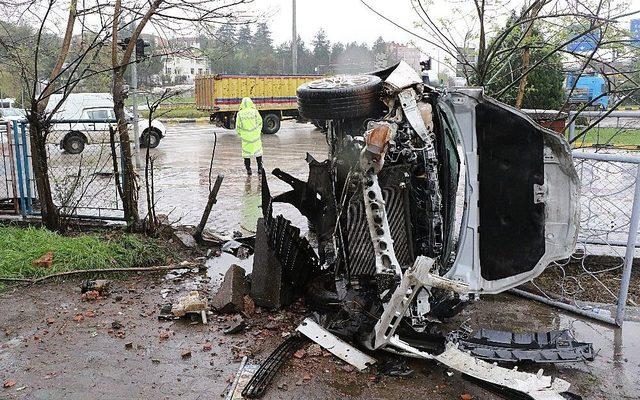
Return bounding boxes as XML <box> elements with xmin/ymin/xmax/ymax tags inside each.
<box><xmin>47</xmin><ymin>93</ymin><xmax>166</xmax><ymax>154</ymax></box>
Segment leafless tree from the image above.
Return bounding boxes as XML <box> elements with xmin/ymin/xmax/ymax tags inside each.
<box><xmin>362</xmin><ymin>0</ymin><xmax>640</xmax><ymax>138</ymax></box>
<box><xmin>0</xmin><ymin>0</ymin><xmax>250</xmax><ymax>230</ymax></box>
<box><xmin>109</xmin><ymin>0</ymin><xmax>251</xmax><ymax>230</ymax></box>
<box><xmin>0</xmin><ymin>0</ymin><xmax>116</xmax><ymax>230</ymax></box>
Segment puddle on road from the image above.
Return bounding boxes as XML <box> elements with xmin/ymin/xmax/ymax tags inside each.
<box><xmin>142</xmin><ymin>122</ymin><xmax>328</xmax><ymax>232</ymax></box>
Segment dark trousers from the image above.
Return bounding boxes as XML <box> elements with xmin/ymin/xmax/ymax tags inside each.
<box><xmin>244</xmin><ymin>156</ymin><xmax>263</xmax><ymax>171</ymax></box>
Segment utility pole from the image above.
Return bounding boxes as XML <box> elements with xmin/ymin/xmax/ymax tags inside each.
<box><xmin>131</xmin><ymin>46</ymin><xmax>141</xmax><ymax>169</ymax></box>
<box><xmin>130</xmin><ymin>19</ymin><xmax>141</xmax><ymax>169</ymax></box>
<box><xmin>292</xmin><ymin>0</ymin><xmax>297</xmax><ymax>74</ymax></box>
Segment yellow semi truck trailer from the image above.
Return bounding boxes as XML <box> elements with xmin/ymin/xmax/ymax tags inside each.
<box><xmin>195</xmin><ymin>74</ymin><xmax>320</xmax><ymax>134</ymax></box>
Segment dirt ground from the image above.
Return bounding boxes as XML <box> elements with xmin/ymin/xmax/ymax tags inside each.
<box><xmin>1</xmin><ymin>265</ymin><xmax>639</xmax><ymax>400</ymax></box>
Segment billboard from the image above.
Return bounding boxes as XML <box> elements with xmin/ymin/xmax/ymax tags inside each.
<box><xmin>567</xmin><ymin>28</ymin><xmax>600</xmax><ymax>52</ymax></box>
<box><xmin>631</xmin><ymin>19</ymin><xmax>640</xmax><ymax>44</ymax></box>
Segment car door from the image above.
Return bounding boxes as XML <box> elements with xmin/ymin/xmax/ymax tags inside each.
<box><xmin>86</xmin><ymin>108</ymin><xmax>111</xmax><ymax>144</ymax></box>
<box><xmin>438</xmin><ymin>88</ymin><xmax>579</xmax><ymax>294</ymax></box>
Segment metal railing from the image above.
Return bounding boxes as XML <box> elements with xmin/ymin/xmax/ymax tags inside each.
<box><xmin>0</xmin><ymin>121</ymin><xmax>19</xmax><ymax>214</ymax></box>
<box><xmin>567</xmin><ymin>110</ymin><xmax>640</xmax><ymax>149</ymax></box>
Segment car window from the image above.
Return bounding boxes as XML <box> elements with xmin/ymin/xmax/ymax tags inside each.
<box><xmin>87</xmin><ymin>109</ymin><xmax>109</xmax><ymax>120</ymax></box>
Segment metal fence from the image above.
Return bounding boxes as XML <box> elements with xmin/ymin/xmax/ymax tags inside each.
<box><xmin>0</xmin><ymin>120</ymin><xmax>125</xmax><ymax>221</ymax></box>
<box><xmin>567</xmin><ymin>110</ymin><xmax>640</xmax><ymax>149</ymax></box>
<box><xmin>515</xmin><ymin>149</ymin><xmax>640</xmax><ymax>326</ymax></box>
<box><xmin>0</xmin><ymin>122</ymin><xmax>19</xmax><ymax>214</ymax></box>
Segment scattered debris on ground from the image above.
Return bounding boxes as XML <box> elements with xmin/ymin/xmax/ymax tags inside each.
<box><xmin>32</xmin><ymin>251</ymin><xmax>53</xmax><ymax>268</ymax></box>
<box><xmin>81</xmin><ymin>279</ymin><xmax>111</xmax><ymax>295</ymax></box>
<box><xmin>170</xmin><ymin>291</ymin><xmax>209</xmax><ymax>323</ymax></box>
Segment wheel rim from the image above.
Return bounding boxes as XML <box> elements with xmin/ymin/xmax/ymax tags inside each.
<box><xmin>71</xmin><ymin>140</ymin><xmax>80</xmax><ymax>150</ymax></box>
<box><xmin>267</xmin><ymin>119</ymin><xmax>276</xmax><ymax>130</ymax></box>
<box><xmin>307</xmin><ymin>75</ymin><xmax>371</xmax><ymax>90</ymax></box>
<box><xmin>149</xmin><ymin>134</ymin><xmax>158</xmax><ymax>146</ymax></box>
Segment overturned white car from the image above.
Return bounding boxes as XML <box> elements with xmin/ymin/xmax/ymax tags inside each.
<box><xmin>249</xmin><ymin>61</ymin><xmax>584</xmax><ymax>399</ymax></box>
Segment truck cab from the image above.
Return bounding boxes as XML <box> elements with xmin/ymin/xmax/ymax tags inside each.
<box><xmin>565</xmin><ymin>73</ymin><xmax>609</xmax><ymax>110</ymax></box>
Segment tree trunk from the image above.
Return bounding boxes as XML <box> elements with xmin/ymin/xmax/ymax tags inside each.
<box><xmin>112</xmin><ymin>68</ymin><xmax>140</xmax><ymax>228</ymax></box>
<box><xmin>514</xmin><ymin>0</ymin><xmax>546</xmax><ymax>108</ymax></box>
<box><xmin>515</xmin><ymin>48</ymin><xmax>531</xmax><ymax>108</ymax></box>
<box><xmin>28</xmin><ymin>119</ymin><xmax>60</xmax><ymax>230</ymax></box>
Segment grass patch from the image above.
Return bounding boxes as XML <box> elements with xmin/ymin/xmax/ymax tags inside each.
<box><xmin>0</xmin><ymin>226</ymin><xmax>167</xmax><ymax>280</ymax></box>
<box><xmin>574</xmin><ymin>127</ymin><xmax>640</xmax><ymax>147</ymax></box>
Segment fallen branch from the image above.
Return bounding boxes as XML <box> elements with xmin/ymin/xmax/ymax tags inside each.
<box><xmin>0</xmin><ymin>277</ymin><xmax>34</xmax><ymax>283</ymax></box>
<box><xmin>0</xmin><ymin>262</ymin><xmax>200</xmax><ymax>285</ymax></box>
<box><xmin>194</xmin><ymin>174</ymin><xmax>224</xmax><ymax>243</ymax></box>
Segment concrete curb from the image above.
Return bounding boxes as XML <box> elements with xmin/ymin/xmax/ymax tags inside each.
<box><xmin>159</xmin><ymin>118</ymin><xmax>209</xmax><ymax>124</ymax></box>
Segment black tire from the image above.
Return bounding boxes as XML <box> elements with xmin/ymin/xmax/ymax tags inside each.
<box><xmin>311</xmin><ymin>119</ymin><xmax>327</xmax><ymax>132</ymax></box>
<box><xmin>304</xmin><ymin>274</ymin><xmax>341</xmax><ymax>312</ymax></box>
<box><xmin>141</xmin><ymin>129</ymin><xmax>161</xmax><ymax>148</ymax></box>
<box><xmin>223</xmin><ymin>115</ymin><xmax>236</xmax><ymax>130</ymax></box>
<box><xmin>62</xmin><ymin>133</ymin><xmax>85</xmax><ymax>154</ymax></box>
<box><xmin>262</xmin><ymin>113</ymin><xmax>280</xmax><ymax>134</ymax></box>
<box><xmin>297</xmin><ymin>74</ymin><xmax>384</xmax><ymax>120</ymax></box>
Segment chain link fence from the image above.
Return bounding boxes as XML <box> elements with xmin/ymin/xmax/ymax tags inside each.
<box><xmin>0</xmin><ymin>120</ymin><xmax>125</xmax><ymax>221</ymax></box>
<box><xmin>515</xmin><ymin>149</ymin><xmax>640</xmax><ymax>326</ymax></box>
<box><xmin>45</xmin><ymin>120</ymin><xmax>124</xmax><ymax>220</ymax></box>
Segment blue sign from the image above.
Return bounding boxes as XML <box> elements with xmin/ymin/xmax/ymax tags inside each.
<box><xmin>567</xmin><ymin>29</ymin><xmax>600</xmax><ymax>52</ymax></box>
<box><xmin>631</xmin><ymin>19</ymin><xmax>640</xmax><ymax>43</ymax></box>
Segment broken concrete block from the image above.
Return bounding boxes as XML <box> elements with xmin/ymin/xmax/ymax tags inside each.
<box><xmin>212</xmin><ymin>265</ymin><xmax>246</xmax><ymax>313</ymax></box>
<box><xmin>174</xmin><ymin>231</ymin><xmax>197</xmax><ymax>248</ymax></box>
<box><xmin>171</xmin><ymin>291</ymin><xmax>208</xmax><ymax>317</ymax></box>
<box><xmin>250</xmin><ymin>218</ymin><xmax>294</xmax><ymax>309</ymax></box>
<box><xmin>223</xmin><ymin>316</ymin><xmax>246</xmax><ymax>334</ymax></box>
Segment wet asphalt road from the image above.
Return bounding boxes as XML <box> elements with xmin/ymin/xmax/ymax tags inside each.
<box><xmin>147</xmin><ymin>121</ymin><xmax>327</xmax><ymax>233</ymax></box>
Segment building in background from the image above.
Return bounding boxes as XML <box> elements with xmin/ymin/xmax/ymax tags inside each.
<box><xmin>161</xmin><ymin>41</ymin><xmax>209</xmax><ymax>85</ymax></box>
<box><xmin>386</xmin><ymin>42</ymin><xmax>421</xmax><ymax>72</ymax></box>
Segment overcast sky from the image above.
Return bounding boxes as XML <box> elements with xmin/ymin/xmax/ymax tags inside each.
<box><xmin>258</xmin><ymin>0</ymin><xmax>433</xmax><ymax>47</ymax></box>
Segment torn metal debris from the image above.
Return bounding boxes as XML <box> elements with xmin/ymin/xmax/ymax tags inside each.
<box><xmin>455</xmin><ymin>329</ymin><xmax>595</xmax><ymax>364</ymax></box>
<box><xmin>296</xmin><ymin>318</ymin><xmax>376</xmax><ymax>371</ymax></box>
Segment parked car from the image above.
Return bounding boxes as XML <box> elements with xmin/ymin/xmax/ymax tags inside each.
<box><xmin>47</xmin><ymin>93</ymin><xmax>166</xmax><ymax>154</ymax></box>
<box><xmin>0</xmin><ymin>108</ymin><xmax>26</xmax><ymax>133</ymax></box>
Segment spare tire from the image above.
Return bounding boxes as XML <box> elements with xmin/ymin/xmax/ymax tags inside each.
<box><xmin>297</xmin><ymin>74</ymin><xmax>384</xmax><ymax>120</ymax></box>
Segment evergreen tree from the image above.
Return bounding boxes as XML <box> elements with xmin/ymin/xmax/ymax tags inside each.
<box><xmin>484</xmin><ymin>13</ymin><xmax>565</xmax><ymax>109</ymax></box>
<box><xmin>312</xmin><ymin>29</ymin><xmax>331</xmax><ymax>71</ymax></box>
<box><xmin>252</xmin><ymin>22</ymin><xmax>276</xmax><ymax>74</ymax></box>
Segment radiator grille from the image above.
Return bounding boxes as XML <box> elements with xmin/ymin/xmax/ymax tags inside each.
<box><xmin>345</xmin><ymin>184</ymin><xmax>412</xmax><ymax>277</ymax></box>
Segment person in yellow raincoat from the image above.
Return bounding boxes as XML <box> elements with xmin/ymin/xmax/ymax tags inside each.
<box><xmin>235</xmin><ymin>97</ymin><xmax>264</xmax><ymax>175</ymax></box>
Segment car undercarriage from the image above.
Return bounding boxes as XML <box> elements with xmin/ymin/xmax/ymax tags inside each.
<box><xmin>247</xmin><ymin>61</ymin><xmax>587</xmax><ymax>399</ymax></box>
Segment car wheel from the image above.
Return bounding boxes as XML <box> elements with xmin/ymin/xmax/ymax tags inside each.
<box><xmin>223</xmin><ymin>115</ymin><xmax>235</xmax><ymax>130</ymax></box>
<box><xmin>297</xmin><ymin>74</ymin><xmax>384</xmax><ymax>120</ymax></box>
<box><xmin>62</xmin><ymin>133</ymin><xmax>85</xmax><ymax>154</ymax></box>
<box><xmin>141</xmin><ymin>129</ymin><xmax>161</xmax><ymax>148</ymax></box>
<box><xmin>311</xmin><ymin>119</ymin><xmax>327</xmax><ymax>132</ymax></box>
<box><xmin>262</xmin><ymin>113</ymin><xmax>280</xmax><ymax>134</ymax></box>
